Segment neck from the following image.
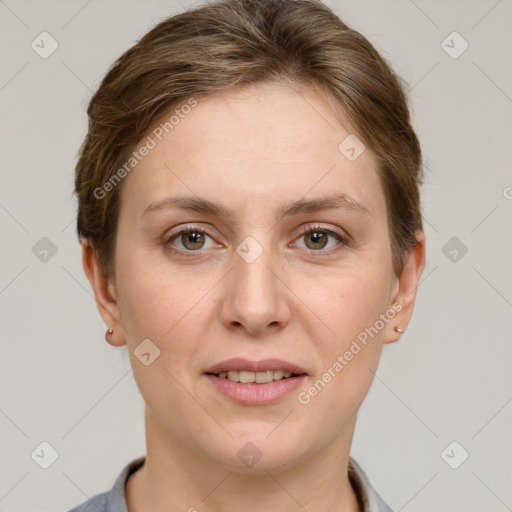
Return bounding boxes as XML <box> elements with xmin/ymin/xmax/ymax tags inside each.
<box><xmin>126</xmin><ymin>408</ymin><xmax>361</xmax><ymax>512</ymax></box>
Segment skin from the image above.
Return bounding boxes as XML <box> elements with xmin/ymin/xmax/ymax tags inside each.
<box><xmin>82</xmin><ymin>82</ymin><xmax>425</xmax><ymax>512</ymax></box>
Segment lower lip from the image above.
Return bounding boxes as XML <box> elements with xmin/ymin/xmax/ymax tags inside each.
<box><xmin>204</xmin><ymin>374</ymin><xmax>307</xmax><ymax>405</ymax></box>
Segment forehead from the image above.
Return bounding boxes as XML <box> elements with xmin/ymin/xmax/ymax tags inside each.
<box><xmin>118</xmin><ymin>83</ymin><xmax>387</xmax><ymax>223</ymax></box>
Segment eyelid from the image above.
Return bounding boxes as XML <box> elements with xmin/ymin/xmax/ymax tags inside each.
<box><xmin>163</xmin><ymin>223</ymin><xmax>216</xmax><ymax>242</ymax></box>
<box><xmin>294</xmin><ymin>223</ymin><xmax>348</xmax><ymax>241</ymax></box>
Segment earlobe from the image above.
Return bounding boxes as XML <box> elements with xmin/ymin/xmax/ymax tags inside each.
<box><xmin>384</xmin><ymin>230</ymin><xmax>426</xmax><ymax>344</ymax></box>
<box><xmin>80</xmin><ymin>238</ymin><xmax>126</xmax><ymax>347</ymax></box>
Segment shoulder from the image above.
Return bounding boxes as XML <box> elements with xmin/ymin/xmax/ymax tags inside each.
<box><xmin>67</xmin><ymin>491</ymin><xmax>109</xmax><ymax>512</ymax></box>
<box><xmin>66</xmin><ymin>456</ymin><xmax>146</xmax><ymax>512</ymax></box>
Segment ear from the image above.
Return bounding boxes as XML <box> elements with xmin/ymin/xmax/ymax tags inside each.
<box><xmin>383</xmin><ymin>230</ymin><xmax>426</xmax><ymax>344</ymax></box>
<box><xmin>81</xmin><ymin>238</ymin><xmax>126</xmax><ymax>347</ymax></box>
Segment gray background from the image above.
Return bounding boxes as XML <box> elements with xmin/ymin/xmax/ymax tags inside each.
<box><xmin>1</xmin><ymin>0</ymin><xmax>511</xmax><ymax>511</ymax></box>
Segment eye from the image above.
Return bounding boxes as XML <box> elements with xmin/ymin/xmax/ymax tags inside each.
<box><xmin>164</xmin><ymin>223</ymin><xmax>348</xmax><ymax>258</ymax></box>
<box><xmin>164</xmin><ymin>225</ymin><xmax>219</xmax><ymax>255</ymax></box>
<box><xmin>292</xmin><ymin>224</ymin><xmax>348</xmax><ymax>254</ymax></box>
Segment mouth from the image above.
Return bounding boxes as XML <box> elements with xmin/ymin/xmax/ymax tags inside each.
<box><xmin>204</xmin><ymin>357</ymin><xmax>308</xmax><ymax>382</ymax></box>
<box><xmin>203</xmin><ymin>358</ymin><xmax>308</xmax><ymax>405</ymax></box>
<box><xmin>206</xmin><ymin>369</ymin><xmax>304</xmax><ymax>383</ymax></box>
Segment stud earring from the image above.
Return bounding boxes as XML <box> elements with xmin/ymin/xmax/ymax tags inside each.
<box><xmin>105</xmin><ymin>328</ymin><xmax>114</xmax><ymax>342</ymax></box>
<box><xmin>394</xmin><ymin>327</ymin><xmax>404</xmax><ymax>334</ymax></box>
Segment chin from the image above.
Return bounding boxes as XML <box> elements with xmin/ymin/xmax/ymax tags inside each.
<box><xmin>202</xmin><ymin>429</ymin><xmax>310</xmax><ymax>474</ymax></box>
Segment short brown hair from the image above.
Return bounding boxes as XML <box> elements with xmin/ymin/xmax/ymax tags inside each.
<box><xmin>75</xmin><ymin>0</ymin><xmax>423</xmax><ymax>278</ymax></box>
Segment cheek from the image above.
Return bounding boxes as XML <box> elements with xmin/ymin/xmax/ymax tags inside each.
<box><xmin>115</xmin><ymin>254</ymin><xmax>218</xmax><ymax>393</ymax></box>
<box><xmin>116</xmin><ymin>261</ymin><xmax>202</xmax><ymax>422</ymax></box>
<box><xmin>296</xmin><ymin>277</ymin><xmax>386</xmax><ymax>437</ymax></box>
<box><xmin>312</xmin><ymin>267</ymin><xmax>391</xmax><ymax>344</ymax></box>
<box><xmin>304</xmin><ymin>269</ymin><xmax>389</xmax><ymax>396</ymax></box>
<box><xmin>116</xmin><ymin>251</ymin><xmax>195</xmax><ymax>341</ymax></box>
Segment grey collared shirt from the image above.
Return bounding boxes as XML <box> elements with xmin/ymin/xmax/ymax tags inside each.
<box><xmin>68</xmin><ymin>455</ymin><xmax>393</xmax><ymax>512</ymax></box>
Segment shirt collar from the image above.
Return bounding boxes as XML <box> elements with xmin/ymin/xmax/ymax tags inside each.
<box><xmin>348</xmin><ymin>457</ymin><xmax>393</xmax><ymax>512</ymax></box>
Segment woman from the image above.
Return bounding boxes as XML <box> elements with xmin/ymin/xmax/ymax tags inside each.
<box><xmin>69</xmin><ymin>0</ymin><xmax>425</xmax><ymax>510</ymax></box>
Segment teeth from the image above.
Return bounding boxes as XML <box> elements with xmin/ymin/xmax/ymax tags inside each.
<box><xmin>240</xmin><ymin>371</ymin><xmax>256</xmax><ymax>383</ymax></box>
<box><xmin>227</xmin><ymin>371</ymin><xmax>239</xmax><ymax>382</ymax></box>
<box><xmin>255</xmin><ymin>371</ymin><xmax>273</xmax><ymax>383</ymax></box>
<box><xmin>216</xmin><ymin>370</ymin><xmax>295</xmax><ymax>383</ymax></box>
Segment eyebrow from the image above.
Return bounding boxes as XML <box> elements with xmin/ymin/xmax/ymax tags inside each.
<box><xmin>142</xmin><ymin>193</ymin><xmax>372</xmax><ymax>221</ymax></box>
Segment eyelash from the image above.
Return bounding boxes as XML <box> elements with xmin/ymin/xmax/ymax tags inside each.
<box><xmin>163</xmin><ymin>223</ymin><xmax>349</xmax><ymax>258</ymax></box>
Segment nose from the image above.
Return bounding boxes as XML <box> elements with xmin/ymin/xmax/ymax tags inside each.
<box><xmin>220</xmin><ymin>241</ymin><xmax>291</xmax><ymax>336</ymax></box>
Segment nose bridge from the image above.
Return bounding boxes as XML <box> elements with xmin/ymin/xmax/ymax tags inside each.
<box><xmin>236</xmin><ymin>236</ymin><xmax>275</xmax><ymax>296</ymax></box>
<box><xmin>222</xmin><ymin>233</ymin><xmax>289</xmax><ymax>333</ymax></box>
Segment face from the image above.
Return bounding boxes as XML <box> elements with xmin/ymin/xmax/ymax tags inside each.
<box><xmin>85</xmin><ymin>83</ymin><xmax>424</xmax><ymax>473</ymax></box>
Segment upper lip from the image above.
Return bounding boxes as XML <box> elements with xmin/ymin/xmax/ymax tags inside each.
<box><xmin>204</xmin><ymin>358</ymin><xmax>308</xmax><ymax>375</ymax></box>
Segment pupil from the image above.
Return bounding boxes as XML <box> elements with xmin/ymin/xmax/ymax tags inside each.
<box><xmin>183</xmin><ymin>232</ymin><xmax>204</xmax><ymax>249</ymax></box>
<box><xmin>307</xmin><ymin>231</ymin><xmax>327</xmax><ymax>249</ymax></box>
